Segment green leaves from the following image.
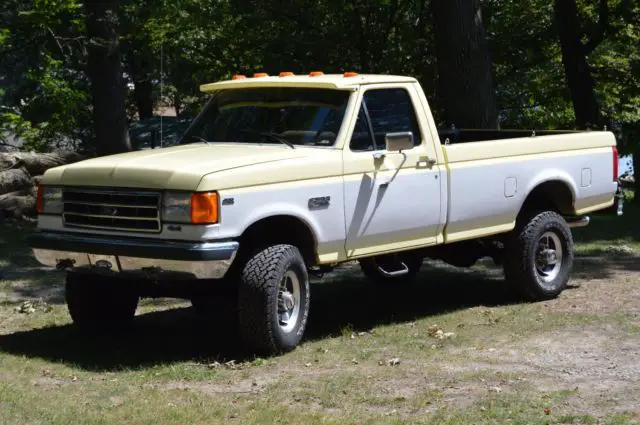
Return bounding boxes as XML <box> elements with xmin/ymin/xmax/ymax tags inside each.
<box><xmin>0</xmin><ymin>0</ymin><xmax>637</xmax><ymax>155</ymax></box>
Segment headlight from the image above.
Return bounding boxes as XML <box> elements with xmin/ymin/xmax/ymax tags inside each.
<box><xmin>162</xmin><ymin>191</ymin><xmax>192</xmax><ymax>222</ymax></box>
<box><xmin>162</xmin><ymin>191</ymin><xmax>219</xmax><ymax>224</ymax></box>
<box><xmin>36</xmin><ymin>185</ymin><xmax>63</xmax><ymax>214</ymax></box>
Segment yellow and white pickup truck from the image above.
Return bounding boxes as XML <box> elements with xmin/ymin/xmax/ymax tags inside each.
<box><xmin>29</xmin><ymin>72</ymin><xmax>621</xmax><ymax>354</ymax></box>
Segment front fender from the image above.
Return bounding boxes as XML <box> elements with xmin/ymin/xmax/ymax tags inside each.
<box><xmin>240</xmin><ymin>202</ymin><xmax>323</xmax><ymax>242</ymax></box>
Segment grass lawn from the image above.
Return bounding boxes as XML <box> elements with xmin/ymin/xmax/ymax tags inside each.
<box><xmin>1</xmin><ymin>204</ymin><xmax>639</xmax><ymax>425</ymax></box>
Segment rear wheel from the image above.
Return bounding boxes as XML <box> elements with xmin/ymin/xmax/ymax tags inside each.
<box><xmin>503</xmin><ymin>211</ymin><xmax>574</xmax><ymax>300</ymax></box>
<box><xmin>359</xmin><ymin>252</ymin><xmax>424</xmax><ymax>285</ymax></box>
<box><xmin>237</xmin><ymin>244</ymin><xmax>310</xmax><ymax>355</ymax></box>
<box><xmin>65</xmin><ymin>272</ymin><xmax>139</xmax><ymax>332</ymax></box>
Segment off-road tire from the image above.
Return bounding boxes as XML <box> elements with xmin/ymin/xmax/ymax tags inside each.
<box><xmin>65</xmin><ymin>272</ymin><xmax>139</xmax><ymax>332</ymax></box>
<box><xmin>503</xmin><ymin>210</ymin><xmax>574</xmax><ymax>301</ymax></box>
<box><xmin>237</xmin><ymin>244</ymin><xmax>310</xmax><ymax>355</ymax></box>
<box><xmin>359</xmin><ymin>252</ymin><xmax>424</xmax><ymax>285</ymax></box>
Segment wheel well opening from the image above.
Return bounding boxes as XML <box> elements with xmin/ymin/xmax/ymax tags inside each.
<box><xmin>238</xmin><ymin>216</ymin><xmax>318</xmax><ymax>266</ymax></box>
<box><xmin>520</xmin><ymin>181</ymin><xmax>574</xmax><ymax>217</ymax></box>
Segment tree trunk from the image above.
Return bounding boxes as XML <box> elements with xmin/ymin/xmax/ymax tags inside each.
<box><xmin>0</xmin><ymin>151</ymin><xmax>84</xmax><ymax>176</ymax></box>
<box><xmin>129</xmin><ymin>53</ymin><xmax>154</xmax><ymax>119</ymax></box>
<box><xmin>633</xmin><ymin>144</ymin><xmax>640</xmax><ymax>203</ymax></box>
<box><xmin>554</xmin><ymin>0</ymin><xmax>602</xmax><ymax>129</ymax></box>
<box><xmin>173</xmin><ymin>92</ymin><xmax>182</xmax><ymax>117</ymax></box>
<box><xmin>84</xmin><ymin>0</ymin><xmax>132</xmax><ymax>156</ymax></box>
<box><xmin>0</xmin><ymin>191</ymin><xmax>36</xmax><ymax>219</ymax></box>
<box><xmin>432</xmin><ymin>0</ymin><xmax>497</xmax><ymax>129</ymax></box>
<box><xmin>134</xmin><ymin>79</ymin><xmax>154</xmax><ymax>119</ymax></box>
<box><xmin>0</xmin><ymin>168</ymin><xmax>32</xmax><ymax>195</ymax></box>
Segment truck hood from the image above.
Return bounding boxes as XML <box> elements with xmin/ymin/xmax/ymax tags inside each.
<box><xmin>42</xmin><ymin>143</ymin><xmax>318</xmax><ymax>190</ymax></box>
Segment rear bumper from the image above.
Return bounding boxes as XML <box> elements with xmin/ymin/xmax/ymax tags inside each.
<box><xmin>28</xmin><ymin>231</ymin><xmax>239</xmax><ymax>280</ymax></box>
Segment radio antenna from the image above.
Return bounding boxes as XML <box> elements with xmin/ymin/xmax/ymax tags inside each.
<box><xmin>159</xmin><ymin>40</ymin><xmax>163</xmax><ymax>148</ymax></box>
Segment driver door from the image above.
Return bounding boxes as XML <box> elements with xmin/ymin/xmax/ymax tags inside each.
<box><xmin>343</xmin><ymin>84</ymin><xmax>442</xmax><ymax>258</ymax></box>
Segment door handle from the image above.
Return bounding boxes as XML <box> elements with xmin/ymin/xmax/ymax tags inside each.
<box><xmin>417</xmin><ymin>157</ymin><xmax>436</xmax><ymax>168</ymax></box>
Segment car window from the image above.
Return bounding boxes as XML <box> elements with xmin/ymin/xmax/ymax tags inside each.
<box><xmin>349</xmin><ymin>106</ymin><xmax>375</xmax><ymax>151</ymax></box>
<box><xmin>362</xmin><ymin>88</ymin><xmax>422</xmax><ymax>149</ymax></box>
<box><xmin>180</xmin><ymin>87</ymin><xmax>350</xmax><ymax>147</ymax></box>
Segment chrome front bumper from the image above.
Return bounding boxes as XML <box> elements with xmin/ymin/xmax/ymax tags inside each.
<box><xmin>28</xmin><ymin>231</ymin><xmax>239</xmax><ymax>280</ymax></box>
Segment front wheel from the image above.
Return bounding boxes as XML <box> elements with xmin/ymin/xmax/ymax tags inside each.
<box><xmin>237</xmin><ymin>244</ymin><xmax>310</xmax><ymax>355</ymax></box>
<box><xmin>65</xmin><ymin>272</ymin><xmax>139</xmax><ymax>332</ymax></box>
<box><xmin>503</xmin><ymin>210</ymin><xmax>574</xmax><ymax>301</ymax></box>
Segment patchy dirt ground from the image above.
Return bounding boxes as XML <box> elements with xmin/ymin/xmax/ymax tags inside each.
<box><xmin>1</xmin><ymin>220</ymin><xmax>639</xmax><ymax>424</ymax></box>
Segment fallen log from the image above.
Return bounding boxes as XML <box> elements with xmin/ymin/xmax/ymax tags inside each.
<box><xmin>0</xmin><ymin>167</ymin><xmax>33</xmax><ymax>195</ymax></box>
<box><xmin>0</xmin><ymin>191</ymin><xmax>36</xmax><ymax>218</ymax></box>
<box><xmin>0</xmin><ymin>151</ymin><xmax>84</xmax><ymax>175</ymax></box>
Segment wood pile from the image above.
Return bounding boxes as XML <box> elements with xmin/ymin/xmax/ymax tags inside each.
<box><xmin>619</xmin><ymin>173</ymin><xmax>635</xmax><ymax>189</ymax></box>
<box><xmin>0</xmin><ymin>151</ymin><xmax>84</xmax><ymax>220</ymax></box>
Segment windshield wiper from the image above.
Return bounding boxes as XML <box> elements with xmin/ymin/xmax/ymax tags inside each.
<box><xmin>261</xmin><ymin>131</ymin><xmax>295</xmax><ymax>149</ymax></box>
<box><xmin>237</xmin><ymin>129</ymin><xmax>295</xmax><ymax>149</ymax></box>
<box><xmin>188</xmin><ymin>135</ymin><xmax>212</xmax><ymax>144</ymax></box>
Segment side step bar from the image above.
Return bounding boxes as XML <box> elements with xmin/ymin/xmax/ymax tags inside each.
<box><xmin>565</xmin><ymin>216</ymin><xmax>590</xmax><ymax>228</ymax></box>
<box><xmin>376</xmin><ymin>261</ymin><xmax>409</xmax><ymax>277</ymax></box>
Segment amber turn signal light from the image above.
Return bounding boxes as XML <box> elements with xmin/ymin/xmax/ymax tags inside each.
<box><xmin>191</xmin><ymin>192</ymin><xmax>219</xmax><ymax>224</ymax></box>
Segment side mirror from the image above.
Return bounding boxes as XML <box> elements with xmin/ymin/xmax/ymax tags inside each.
<box><xmin>385</xmin><ymin>132</ymin><xmax>414</xmax><ymax>152</ymax></box>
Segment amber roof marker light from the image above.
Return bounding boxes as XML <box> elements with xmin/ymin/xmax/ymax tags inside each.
<box><xmin>343</xmin><ymin>72</ymin><xmax>359</xmax><ymax>77</ymax></box>
<box><xmin>253</xmin><ymin>72</ymin><xmax>269</xmax><ymax>78</ymax></box>
<box><xmin>309</xmin><ymin>71</ymin><xmax>324</xmax><ymax>77</ymax></box>
<box><xmin>231</xmin><ymin>74</ymin><xmax>246</xmax><ymax>80</ymax></box>
<box><xmin>279</xmin><ymin>72</ymin><xmax>295</xmax><ymax>77</ymax></box>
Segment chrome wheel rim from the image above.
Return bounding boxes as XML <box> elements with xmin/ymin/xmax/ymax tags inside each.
<box><xmin>277</xmin><ymin>269</ymin><xmax>301</xmax><ymax>333</ymax></box>
<box><xmin>535</xmin><ymin>231</ymin><xmax>564</xmax><ymax>287</ymax></box>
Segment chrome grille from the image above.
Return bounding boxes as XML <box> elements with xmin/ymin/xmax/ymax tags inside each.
<box><xmin>62</xmin><ymin>188</ymin><xmax>161</xmax><ymax>233</ymax></box>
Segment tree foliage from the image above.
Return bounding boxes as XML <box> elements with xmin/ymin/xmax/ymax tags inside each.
<box><xmin>0</xmin><ymin>0</ymin><xmax>637</xmax><ymax>160</ymax></box>
<box><xmin>0</xmin><ymin>0</ymin><xmax>90</xmax><ymax>152</ymax></box>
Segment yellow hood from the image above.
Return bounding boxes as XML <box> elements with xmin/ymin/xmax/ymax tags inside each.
<box><xmin>41</xmin><ymin>143</ymin><xmax>321</xmax><ymax>190</ymax></box>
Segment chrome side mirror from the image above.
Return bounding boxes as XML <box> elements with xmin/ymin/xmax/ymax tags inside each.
<box><xmin>385</xmin><ymin>132</ymin><xmax>414</xmax><ymax>152</ymax></box>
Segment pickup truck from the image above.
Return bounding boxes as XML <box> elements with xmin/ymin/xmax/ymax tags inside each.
<box><xmin>28</xmin><ymin>72</ymin><xmax>621</xmax><ymax>355</ymax></box>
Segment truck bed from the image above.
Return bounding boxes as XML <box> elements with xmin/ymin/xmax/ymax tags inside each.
<box><xmin>438</xmin><ymin>128</ymin><xmax>582</xmax><ymax>145</ymax></box>
<box><xmin>439</xmin><ymin>131</ymin><xmax>617</xmax><ymax>243</ymax></box>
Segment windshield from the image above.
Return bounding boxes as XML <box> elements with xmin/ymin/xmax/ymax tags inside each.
<box><xmin>180</xmin><ymin>87</ymin><xmax>351</xmax><ymax>147</ymax></box>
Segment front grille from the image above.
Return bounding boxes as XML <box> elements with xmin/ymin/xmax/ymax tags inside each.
<box><xmin>62</xmin><ymin>188</ymin><xmax>161</xmax><ymax>233</ymax></box>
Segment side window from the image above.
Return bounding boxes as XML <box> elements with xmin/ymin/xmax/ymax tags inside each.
<box><xmin>349</xmin><ymin>106</ymin><xmax>374</xmax><ymax>151</ymax></box>
<box><xmin>363</xmin><ymin>88</ymin><xmax>422</xmax><ymax>149</ymax></box>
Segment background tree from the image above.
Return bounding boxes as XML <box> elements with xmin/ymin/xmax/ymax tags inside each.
<box><xmin>431</xmin><ymin>0</ymin><xmax>497</xmax><ymax>128</ymax></box>
<box><xmin>0</xmin><ymin>0</ymin><xmax>637</xmax><ymax>186</ymax></box>
<box><xmin>0</xmin><ymin>0</ymin><xmax>91</xmax><ymax>152</ymax></box>
<box><xmin>554</xmin><ymin>0</ymin><xmax>606</xmax><ymax>129</ymax></box>
<box><xmin>84</xmin><ymin>0</ymin><xmax>131</xmax><ymax>155</ymax></box>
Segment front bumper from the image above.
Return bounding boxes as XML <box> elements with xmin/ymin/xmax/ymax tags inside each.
<box><xmin>28</xmin><ymin>231</ymin><xmax>239</xmax><ymax>280</ymax></box>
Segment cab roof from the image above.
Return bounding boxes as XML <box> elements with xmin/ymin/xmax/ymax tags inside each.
<box><xmin>199</xmin><ymin>73</ymin><xmax>418</xmax><ymax>92</ymax></box>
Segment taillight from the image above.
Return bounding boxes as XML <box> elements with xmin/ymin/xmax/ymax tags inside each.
<box><xmin>612</xmin><ymin>146</ymin><xmax>619</xmax><ymax>182</ymax></box>
<box><xmin>36</xmin><ymin>184</ymin><xmax>44</xmax><ymax>213</ymax></box>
